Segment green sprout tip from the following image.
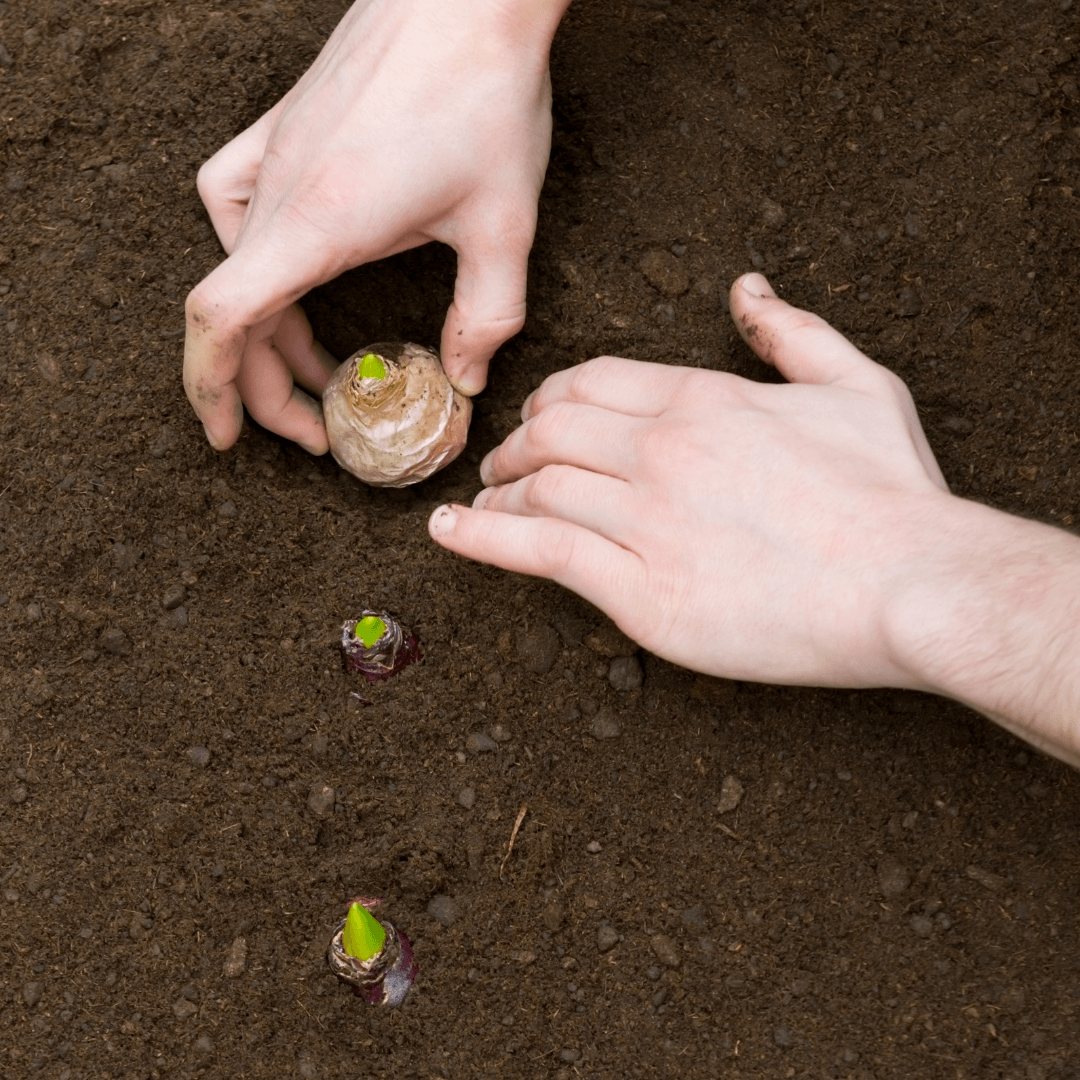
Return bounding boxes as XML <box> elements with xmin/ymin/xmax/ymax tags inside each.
<box><xmin>359</xmin><ymin>352</ymin><xmax>387</xmax><ymax>380</ymax></box>
<box><xmin>343</xmin><ymin>901</ymin><xmax>386</xmax><ymax>962</ymax></box>
<box><xmin>354</xmin><ymin>615</ymin><xmax>387</xmax><ymax>648</ymax></box>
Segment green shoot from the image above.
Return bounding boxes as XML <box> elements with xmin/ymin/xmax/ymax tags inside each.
<box><xmin>342</xmin><ymin>901</ymin><xmax>386</xmax><ymax>962</ymax></box>
<box><xmin>359</xmin><ymin>352</ymin><xmax>387</xmax><ymax>380</ymax></box>
<box><xmin>355</xmin><ymin>616</ymin><xmax>387</xmax><ymax>648</ymax></box>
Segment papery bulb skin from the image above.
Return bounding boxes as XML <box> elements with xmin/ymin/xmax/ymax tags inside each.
<box><xmin>327</xmin><ymin>896</ymin><xmax>418</xmax><ymax>1008</ymax></box>
<box><xmin>323</xmin><ymin>342</ymin><xmax>472</xmax><ymax>487</ymax></box>
<box><xmin>340</xmin><ymin>610</ymin><xmax>421</xmax><ymax>683</ymax></box>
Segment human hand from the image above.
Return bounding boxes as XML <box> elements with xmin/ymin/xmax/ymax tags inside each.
<box><xmin>184</xmin><ymin>0</ymin><xmax>564</xmax><ymax>453</ymax></box>
<box><xmin>428</xmin><ymin>273</ymin><xmax>953</xmax><ymax>688</ymax></box>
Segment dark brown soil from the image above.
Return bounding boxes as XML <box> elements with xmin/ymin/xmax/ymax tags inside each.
<box><xmin>2</xmin><ymin>1</ymin><xmax>1079</xmax><ymax>1078</ymax></box>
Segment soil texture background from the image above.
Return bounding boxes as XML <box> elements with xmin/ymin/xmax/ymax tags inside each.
<box><xmin>2</xmin><ymin>2</ymin><xmax>1080</xmax><ymax>1079</ymax></box>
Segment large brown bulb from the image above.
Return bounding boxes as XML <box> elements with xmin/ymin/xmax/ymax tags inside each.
<box><xmin>323</xmin><ymin>342</ymin><xmax>472</xmax><ymax>487</ymax></box>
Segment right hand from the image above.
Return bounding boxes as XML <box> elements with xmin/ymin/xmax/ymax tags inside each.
<box><xmin>184</xmin><ymin>0</ymin><xmax>561</xmax><ymax>453</ymax></box>
<box><xmin>430</xmin><ymin>274</ymin><xmax>952</xmax><ymax>689</ymax></box>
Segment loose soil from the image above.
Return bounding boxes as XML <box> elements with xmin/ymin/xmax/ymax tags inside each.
<box><xmin>2</xmin><ymin>1</ymin><xmax>1079</xmax><ymax>1078</ymax></box>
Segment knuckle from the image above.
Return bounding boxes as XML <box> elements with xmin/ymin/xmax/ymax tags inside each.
<box><xmin>195</xmin><ymin>156</ymin><xmax>222</xmax><ymax>198</ymax></box>
<box><xmin>862</xmin><ymin>362</ymin><xmax>907</xmax><ymax>399</ymax></box>
<box><xmin>568</xmin><ymin>356</ymin><xmax>619</xmax><ymax>399</ymax></box>
<box><xmin>523</xmin><ymin>464</ymin><xmax>568</xmax><ymax>511</ymax></box>
<box><xmin>635</xmin><ymin>421</ymin><xmax>675</xmax><ymax>464</ymax></box>
<box><xmin>525</xmin><ymin>402</ymin><xmax>574</xmax><ymax>454</ymax></box>
<box><xmin>184</xmin><ymin>285</ymin><xmax>209</xmax><ymax>323</ymax></box>
<box><xmin>537</xmin><ymin>525</ymin><xmax>581</xmax><ymax>578</ymax></box>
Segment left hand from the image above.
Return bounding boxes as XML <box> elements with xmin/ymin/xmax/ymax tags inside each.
<box><xmin>183</xmin><ymin>0</ymin><xmax>559</xmax><ymax>455</ymax></box>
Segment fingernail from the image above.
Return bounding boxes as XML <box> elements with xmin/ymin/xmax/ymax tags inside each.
<box><xmin>202</xmin><ymin>424</ymin><xmax>221</xmax><ymax>450</ymax></box>
<box><xmin>453</xmin><ymin>365</ymin><xmax>486</xmax><ymax>397</ymax></box>
<box><xmin>472</xmin><ymin>487</ymin><xmax>494</xmax><ymax>511</ymax></box>
<box><xmin>740</xmin><ymin>273</ymin><xmax>777</xmax><ymax>299</ymax></box>
<box><xmin>520</xmin><ymin>391</ymin><xmax>536</xmax><ymax>420</ymax></box>
<box><xmin>429</xmin><ymin>504</ymin><xmax>458</xmax><ymax>536</ymax></box>
<box><xmin>479</xmin><ymin>450</ymin><xmax>496</xmax><ymax>485</ymax></box>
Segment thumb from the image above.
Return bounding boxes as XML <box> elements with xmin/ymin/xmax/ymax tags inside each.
<box><xmin>729</xmin><ymin>272</ymin><xmax>876</xmax><ymax>387</ymax></box>
<box><xmin>440</xmin><ymin>223</ymin><xmax>532</xmax><ymax>396</ymax></box>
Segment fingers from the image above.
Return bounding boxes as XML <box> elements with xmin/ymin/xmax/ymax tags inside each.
<box><xmin>729</xmin><ymin>273</ymin><xmax>880</xmax><ymax>388</ymax></box>
<box><xmin>184</xmin><ymin>228</ymin><xmax>334</xmax><ymax>449</ymax></box>
<box><xmin>428</xmin><ymin>503</ymin><xmax>643</xmax><ymax>616</ymax></box>
<box><xmin>273</xmin><ymin>304</ymin><xmax>340</xmax><ymax>395</ymax></box>
<box><xmin>520</xmin><ymin>355</ymin><xmax>686</xmax><ymax>421</ymax></box>
<box><xmin>479</xmin><ymin>402</ymin><xmax>643</xmax><ymax>487</ymax></box>
<box><xmin>235</xmin><ymin>326</ymin><xmax>329</xmax><ymax>454</ymax></box>
<box><xmin>183</xmin><ymin>287</ymin><xmax>248</xmax><ymax>451</ymax></box>
<box><xmin>196</xmin><ymin>113</ymin><xmax>276</xmax><ymax>254</ymax></box>
<box><xmin>730</xmin><ymin>273</ymin><xmax>950</xmax><ymax>491</ymax></box>
<box><xmin>440</xmin><ymin>211</ymin><xmax>534</xmax><ymax>395</ymax></box>
<box><xmin>473</xmin><ymin>464</ymin><xmax>634</xmax><ymax>544</ymax></box>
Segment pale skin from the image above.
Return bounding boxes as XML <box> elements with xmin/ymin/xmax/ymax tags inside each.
<box><xmin>429</xmin><ymin>275</ymin><xmax>1080</xmax><ymax>770</ymax></box>
<box><xmin>186</xmin><ymin>0</ymin><xmax>1080</xmax><ymax>767</ymax></box>
<box><xmin>184</xmin><ymin>0</ymin><xmax>569</xmax><ymax>453</ymax></box>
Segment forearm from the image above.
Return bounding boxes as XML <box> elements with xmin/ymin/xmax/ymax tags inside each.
<box><xmin>888</xmin><ymin>496</ymin><xmax>1080</xmax><ymax>768</ymax></box>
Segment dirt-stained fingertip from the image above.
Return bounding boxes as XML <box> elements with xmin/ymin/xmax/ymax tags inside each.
<box><xmin>428</xmin><ymin>504</ymin><xmax>459</xmax><ymax>537</ymax></box>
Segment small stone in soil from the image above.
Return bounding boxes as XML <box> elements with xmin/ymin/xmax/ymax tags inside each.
<box><xmin>162</xmin><ymin>584</ymin><xmax>186</xmax><ymax>610</ymax></box>
<box><xmin>589</xmin><ymin>710</ymin><xmax>621</xmax><ymax>740</ymax></box>
<box><xmin>161</xmin><ymin>605</ymin><xmax>188</xmax><ymax>629</ymax></box>
<box><xmin>717</xmin><ymin>775</ymin><xmax>745</xmax><ymax>813</ymax></box>
<box><xmin>427</xmin><ymin>894</ymin><xmax>460</xmax><ymax>927</ymax></box>
<box><xmin>559</xmin><ymin>1049</ymin><xmax>582</xmax><ymax>1063</ymax></box>
<box><xmin>517</xmin><ymin>624</ymin><xmax>561</xmax><ymax>674</ymax></box>
<box><xmin>99</xmin><ymin>627</ymin><xmax>132</xmax><ymax>656</ymax></box>
<box><xmin>650</xmin><ymin>933</ymin><xmax>681</xmax><ymax>968</ymax></box>
<box><xmin>646</xmin><ymin>964</ymin><xmax>662</xmax><ymax>981</ymax></box>
<box><xmin>11</xmin><ymin>785</ymin><xmax>28</xmax><ymax>804</ymax></box>
<box><xmin>586</xmin><ymin>840</ymin><xmax>602</xmax><ymax>853</ymax></box>
<box><xmin>457</xmin><ymin>786</ymin><xmax>476</xmax><ymax>809</ymax></box>
<box><xmin>542</xmin><ymin>902</ymin><xmax>564</xmax><ymax>932</ymax></box>
<box><xmin>306</xmin><ymin>783</ymin><xmax>335</xmax><ymax>816</ymax></box>
<box><xmin>965</xmin><ymin>864</ymin><xmax>1007</xmax><ymax>892</ymax></box>
<box><xmin>187</xmin><ymin>747</ymin><xmax>211</xmax><ymax>769</ymax></box>
<box><xmin>23</xmin><ymin>981</ymin><xmax>43</xmax><ymax>1006</ymax></box>
<box><xmin>910</xmin><ymin>915</ymin><xmax>934</xmax><ymax>937</ymax></box>
<box><xmin>608</xmin><ymin>655</ymin><xmax>643</xmax><ymax>691</ymax></box>
<box><xmin>193</xmin><ymin>1035</ymin><xmax>214</xmax><ymax>1056</ymax></box>
<box><xmin>680</xmin><ymin>907</ymin><xmax>706</xmax><ymax>930</ymax></box>
<box><xmin>172</xmin><ymin>999</ymin><xmax>197</xmax><ymax>1020</ymax></box>
<box><xmin>466</xmin><ymin>732</ymin><xmax>498</xmax><ymax>754</ymax></box>
<box><xmin>640</xmin><ymin>249</ymin><xmax>690</xmax><ymax>296</ymax></box>
<box><xmin>596</xmin><ymin>924</ymin><xmax>620</xmax><ymax>952</ymax></box>
<box><xmin>877</xmin><ymin>856</ymin><xmax>911</xmax><ymax>898</ymax></box>
<box><xmin>490</xmin><ymin>724</ymin><xmax>512</xmax><ymax>742</ymax></box>
<box><xmin>223</xmin><ymin>936</ymin><xmax>247</xmax><ymax>978</ymax></box>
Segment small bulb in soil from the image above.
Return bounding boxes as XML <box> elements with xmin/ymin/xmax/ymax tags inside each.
<box><xmin>328</xmin><ymin>898</ymin><xmax>417</xmax><ymax>1007</ymax></box>
<box><xmin>323</xmin><ymin>342</ymin><xmax>471</xmax><ymax>487</ymax></box>
<box><xmin>340</xmin><ymin>610</ymin><xmax>421</xmax><ymax>683</ymax></box>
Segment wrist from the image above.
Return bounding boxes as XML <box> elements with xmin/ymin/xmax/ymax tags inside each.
<box><xmin>884</xmin><ymin>495</ymin><xmax>1080</xmax><ymax>765</ymax></box>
